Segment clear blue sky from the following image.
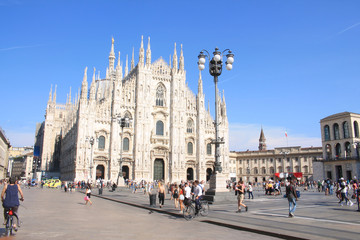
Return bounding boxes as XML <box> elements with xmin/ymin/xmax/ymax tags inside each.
<box><xmin>1</xmin><ymin>0</ymin><xmax>359</xmax><ymax>150</ymax></box>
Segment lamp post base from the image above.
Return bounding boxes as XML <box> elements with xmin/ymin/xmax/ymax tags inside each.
<box><xmin>209</xmin><ymin>172</ymin><xmax>228</xmax><ymax>193</ymax></box>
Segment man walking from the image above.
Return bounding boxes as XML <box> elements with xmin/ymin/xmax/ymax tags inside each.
<box><xmin>286</xmin><ymin>180</ymin><xmax>298</xmax><ymax>217</ymax></box>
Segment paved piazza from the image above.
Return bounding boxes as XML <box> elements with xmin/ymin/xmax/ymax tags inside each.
<box><xmin>2</xmin><ymin>186</ymin><xmax>360</xmax><ymax>240</ymax></box>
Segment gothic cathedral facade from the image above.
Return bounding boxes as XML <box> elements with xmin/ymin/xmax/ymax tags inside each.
<box><xmin>40</xmin><ymin>37</ymin><xmax>230</xmax><ymax>182</ymax></box>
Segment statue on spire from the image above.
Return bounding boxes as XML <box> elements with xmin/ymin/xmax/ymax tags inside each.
<box><xmin>125</xmin><ymin>54</ymin><xmax>129</xmax><ymax>76</ymax></box>
<box><xmin>48</xmin><ymin>84</ymin><xmax>52</xmax><ymax>103</ymax></box>
<box><xmin>172</xmin><ymin>42</ymin><xmax>178</xmax><ymax>71</ymax></box>
<box><xmin>109</xmin><ymin>37</ymin><xmax>115</xmax><ymax>71</ymax></box>
<box><xmin>179</xmin><ymin>43</ymin><xmax>184</xmax><ymax>71</ymax></box>
<box><xmin>131</xmin><ymin>47</ymin><xmax>135</xmax><ymax>70</ymax></box>
<box><xmin>139</xmin><ymin>35</ymin><xmax>145</xmax><ymax>67</ymax></box>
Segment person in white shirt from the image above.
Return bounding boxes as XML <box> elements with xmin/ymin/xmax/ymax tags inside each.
<box><xmin>184</xmin><ymin>182</ymin><xmax>192</xmax><ymax>206</ymax></box>
<box><xmin>193</xmin><ymin>180</ymin><xmax>203</xmax><ymax>214</ymax></box>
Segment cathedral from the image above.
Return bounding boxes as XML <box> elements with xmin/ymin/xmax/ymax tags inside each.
<box><xmin>40</xmin><ymin>36</ymin><xmax>230</xmax><ymax>183</ymax></box>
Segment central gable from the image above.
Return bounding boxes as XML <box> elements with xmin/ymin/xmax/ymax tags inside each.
<box><xmin>151</xmin><ymin>57</ymin><xmax>171</xmax><ymax>76</ymax></box>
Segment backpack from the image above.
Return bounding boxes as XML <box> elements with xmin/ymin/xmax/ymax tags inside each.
<box><xmin>173</xmin><ymin>189</ymin><xmax>178</xmax><ymax>198</ymax></box>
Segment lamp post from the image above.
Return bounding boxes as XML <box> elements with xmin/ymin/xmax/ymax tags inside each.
<box><xmin>86</xmin><ymin>136</ymin><xmax>95</xmax><ymax>181</ymax></box>
<box><xmin>116</xmin><ymin>116</ymin><xmax>132</xmax><ymax>186</ymax></box>
<box><xmin>198</xmin><ymin>47</ymin><xmax>234</xmax><ymax>192</ymax></box>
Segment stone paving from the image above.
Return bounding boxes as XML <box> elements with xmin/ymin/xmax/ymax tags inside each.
<box><xmin>89</xmin><ymin>186</ymin><xmax>360</xmax><ymax>240</ymax></box>
<box><xmin>1</xmin><ymin>187</ymin><xmax>281</xmax><ymax>240</ymax></box>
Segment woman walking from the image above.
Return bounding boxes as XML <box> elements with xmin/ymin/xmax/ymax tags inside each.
<box><xmin>179</xmin><ymin>185</ymin><xmax>185</xmax><ymax>213</ymax></box>
<box><xmin>84</xmin><ymin>186</ymin><xmax>92</xmax><ymax>205</ymax></box>
<box><xmin>172</xmin><ymin>183</ymin><xmax>179</xmax><ymax>209</ymax></box>
<box><xmin>235</xmin><ymin>180</ymin><xmax>248</xmax><ymax>213</ymax></box>
<box><xmin>158</xmin><ymin>182</ymin><xmax>166</xmax><ymax>208</ymax></box>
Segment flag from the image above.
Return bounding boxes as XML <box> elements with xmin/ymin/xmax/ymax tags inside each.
<box><xmin>285</xmin><ymin>131</ymin><xmax>288</xmax><ymax>137</ymax></box>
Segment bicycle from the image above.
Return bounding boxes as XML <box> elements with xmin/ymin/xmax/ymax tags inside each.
<box><xmin>4</xmin><ymin>207</ymin><xmax>20</xmax><ymax>236</ymax></box>
<box><xmin>183</xmin><ymin>199</ymin><xmax>209</xmax><ymax>221</ymax></box>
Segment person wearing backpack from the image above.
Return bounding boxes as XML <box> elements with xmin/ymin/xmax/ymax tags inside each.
<box><xmin>173</xmin><ymin>183</ymin><xmax>179</xmax><ymax>209</ymax></box>
<box><xmin>286</xmin><ymin>180</ymin><xmax>298</xmax><ymax>217</ymax></box>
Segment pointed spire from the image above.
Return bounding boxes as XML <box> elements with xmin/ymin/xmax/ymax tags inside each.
<box><xmin>97</xmin><ymin>71</ymin><xmax>100</xmax><ymax>80</ymax></box>
<box><xmin>146</xmin><ymin>36</ymin><xmax>151</xmax><ymax>67</ymax></box>
<box><xmin>90</xmin><ymin>67</ymin><xmax>96</xmax><ymax>101</ymax></box>
<box><xmin>131</xmin><ymin>47</ymin><xmax>135</xmax><ymax>70</ymax></box>
<box><xmin>172</xmin><ymin>42</ymin><xmax>178</xmax><ymax>70</ymax></box>
<box><xmin>53</xmin><ymin>85</ymin><xmax>57</xmax><ymax>103</ymax></box>
<box><xmin>259</xmin><ymin>127</ymin><xmax>267</xmax><ymax>151</ymax></box>
<box><xmin>81</xmin><ymin>67</ymin><xmax>88</xmax><ymax>101</ymax></box>
<box><xmin>169</xmin><ymin>54</ymin><xmax>172</xmax><ymax>68</ymax></box>
<box><xmin>198</xmin><ymin>70</ymin><xmax>203</xmax><ymax>95</ymax></box>
<box><xmin>139</xmin><ymin>35</ymin><xmax>145</xmax><ymax>67</ymax></box>
<box><xmin>179</xmin><ymin>43</ymin><xmax>184</xmax><ymax>71</ymax></box>
<box><xmin>48</xmin><ymin>85</ymin><xmax>52</xmax><ymax>102</ymax></box>
<box><xmin>116</xmin><ymin>51</ymin><xmax>123</xmax><ymax>80</ymax></box>
<box><xmin>109</xmin><ymin>37</ymin><xmax>115</xmax><ymax>71</ymax></box>
<box><xmin>207</xmin><ymin>100</ymin><xmax>210</xmax><ymax>112</ymax></box>
<box><xmin>222</xmin><ymin>89</ymin><xmax>226</xmax><ymax>103</ymax></box>
<box><xmin>68</xmin><ymin>86</ymin><xmax>72</xmax><ymax>104</ymax></box>
<box><xmin>106</xmin><ymin>67</ymin><xmax>109</xmax><ymax>79</ymax></box>
<box><xmin>125</xmin><ymin>54</ymin><xmax>129</xmax><ymax>76</ymax></box>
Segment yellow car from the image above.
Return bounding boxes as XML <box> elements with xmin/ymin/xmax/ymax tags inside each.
<box><xmin>49</xmin><ymin>179</ymin><xmax>62</xmax><ymax>188</ymax></box>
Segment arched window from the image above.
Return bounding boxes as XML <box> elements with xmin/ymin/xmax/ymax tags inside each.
<box><xmin>324</xmin><ymin>125</ymin><xmax>331</xmax><ymax>141</ymax></box>
<box><xmin>262</xmin><ymin>167</ymin><xmax>266</xmax><ymax>174</ymax></box>
<box><xmin>286</xmin><ymin>166</ymin><xmax>291</xmax><ymax>173</ymax></box>
<box><xmin>294</xmin><ymin>166</ymin><xmax>299</xmax><ymax>173</ymax></box>
<box><xmin>98</xmin><ymin>136</ymin><xmax>105</xmax><ymax>149</ymax></box>
<box><xmin>156</xmin><ymin>121</ymin><xmax>164</xmax><ymax>136</ymax></box>
<box><xmin>326</xmin><ymin>144</ymin><xmax>332</xmax><ymax>160</ymax></box>
<box><xmin>335</xmin><ymin>143</ymin><xmax>341</xmax><ymax>158</ymax></box>
<box><xmin>239</xmin><ymin>168</ymin><xmax>243</xmax><ymax>174</ymax></box>
<box><xmin>333</xmin><ymin>123</ymin><xmax>340</xmax><ymax>140</ymax></box>
<box><xmin>270</xmin><ymin>167</ymin><xmax>274</xmax><ymax>174</ymax></box>
<box><xmin>278</xmin><ymin>167</ymin><xmax>282</xmax><ymax>173</ymax></box>
<box><xmin>343</xmin><ymin>121</ymin><xmax>350</xmax><ymax>138</ymax></box>
<box><xmin>206</xmin><ymin>143</ymin><xmax>212</xmax><ymax>155</ymax></box>
<box><xmin>345</xmin><ymin>142</ymin><xmax>351</xmax><ymax>158</ymax></box>
<box><xmin>156</xmin><ymin>84</ymin><xmax>165</xmax><ymax>106</ymax></box>
<box><xmin>254</xmin><ymin>167</ymin><xmax>258</xmax><ymax>174</ymax></box>
<box><xmin>123</xmin><ymin>137</ymin><xmax>129</xmax><ymax>151</ymax></box>
<box><xmin>187</xmin><ymin>119</ymin><xmax>194</xmax><ymax>133</ymax></box>
<box><xmin>187</xmin><ymin>142</ymin><xmax>193</xmax><ymax>155</ymax></box>
<box><xmin>303</xmin><ymin>166</ymin><xmax>308</xmax><ymax>173</ymax></box>
<box><xmin>354</xmin><ymin>121</ymin><xmax>359</xmax><ymax>138</ymax></box>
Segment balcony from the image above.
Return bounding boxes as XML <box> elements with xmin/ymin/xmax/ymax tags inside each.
<box><xmin>324</xmin><ymin>156</ymin><xmax>360</xmax><ymax>162</ymax></box>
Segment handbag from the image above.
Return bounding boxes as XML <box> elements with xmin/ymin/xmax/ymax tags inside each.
<box><xmin>84</xmin><ymin>196</ymin><xmax>89</xmax><ymax>201</ymax></box>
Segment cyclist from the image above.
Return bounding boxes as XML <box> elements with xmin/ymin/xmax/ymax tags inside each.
<box><xmin>1</xmin><ymin>177</ymin><xmax>24</xmax><ymax>230</ymax></box>
<box><xmin>193</xmin><ymin>180</ymin><xmax>203</xmax><ymax>214</ymax></box>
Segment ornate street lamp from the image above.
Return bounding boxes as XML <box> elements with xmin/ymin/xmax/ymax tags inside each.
<box><xmin>116</xmin><ymin>116</ymin><xmax>132</xmax><ymax>186</ymax></box>
<box><xmin>197</xmin><ymin>48</ymin><xmax>234</xmax><ymax>174</ymax></box>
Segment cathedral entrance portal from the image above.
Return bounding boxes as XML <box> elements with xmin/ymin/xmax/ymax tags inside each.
<box><xmin>187</xmin><ymin>168</ymin><xmax>194</xmax><ymax>181</ymax></box>
<box><xmin>206</xmin><ymin>168</ymin><xmax>213</xmax><ymax>182</ymax></box>
<box><xmin>122</xmin><ymin>166</ymin><xmax>129</xmax><ymax>180</ymax></box>
<box><xmin>154</xmin><ymin>159</ymin><xmax>164</xmax><ymax>181</ymax></box>
<box><xmin>96</xmin><ymin>165</ymin><xmax>105</xmax><ymax>179</ymax></box>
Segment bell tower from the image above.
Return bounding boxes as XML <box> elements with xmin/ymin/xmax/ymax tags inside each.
<box><xmin>259</xmin><ymin>127</ymin><xmax>267</xmax><ymax>151</ymax></box>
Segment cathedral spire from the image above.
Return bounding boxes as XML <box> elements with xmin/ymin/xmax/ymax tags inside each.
<box><xmin>48</xmin><ymin>85</ymin><xmax>52</xmax><ymax>103</ymax></box>
<box><xmin>258</xmin><ymin>127</ymin><xmax>267</xmax><ymax>151</ymax></box>
<box><xmin>179</xmin><ymin>44</ymin><xmax>184</xmax><ymax>71</ymax></box>
<box><xmin>109</xmin><ymin>37</ymin><xmax>115</xmax><ymax>71</ymax></box>
<box><xmin>68</xmin><ymin>86</ymin><xmax>72</xmax><ymax>104</ymax></box>
<box><xmin>198</xmin><ymin>70</ymin><xmax>203</xmax><ymax>95</ymax></box>
<box><xmin>116</xmin><ymin>51</ymin><xmax>123</xmax><ymax>80</ymax></box>
<box><xmin>207</xmin><ymin>100</ymin><xmax>210</xmax><ymax>113</ymax></box>
<box><xmin>146</xmin><ymin>36</ymin><xmax>151</xmax><ymax>67</ymax></box>
<box><xmin>131</xmin><ymin>47</ymin><xmax>135</xmax><ymax>70</ymax></box>
<box><xmin>169</xmin><ymin>54</ymin><xmax>171</xmax><ymax>68</ymax></box>
<box><xmin>139</xmin><ymin>35</ymin><xmax>145</xmax><ymax>67</ymax></box>
<box><xmin>53</xmin><ymin>84</ymin><xmax>57</xmax><ymax>103</ymax></box>
<box><xmin>80</xmin><ymin>67</ymin><xmax>88</xmax><ymax>101</ymax></box>
<box><xmin>125</xmin><ymin>54</ymin><xmax>129</xmax><ymax>76</ymax></box>
<box><xmin>106</xmin><ymin>67</ymin><xmax>109</xmax><ymax>79</ymax></box>
<box><xmin>90</xmin><ymin>67</ymin><xmax>96</xmax><ymax>101</ymax></box>
<box><xmin>172</xmin><ymin>42</ymin><xmax>178</xmax><ymax>71</ymax></box>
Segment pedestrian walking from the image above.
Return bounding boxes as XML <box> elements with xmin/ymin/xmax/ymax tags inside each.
<box><xmin>179</xmin><ymin>185</ymin><xmax>185</xmax><ymax>213</ymax></box>
<box><xmin>286</xmin><ymin>180</ymin><xmax>298</xmax><ymax>217</ymax></box>
<box><xmin>235</xmin><ymin>180</ymin><xmax>248</xmax><ymax>213</ymax></box>
<box><xmin>84</xmin><ymin>186</ymin><xmax>92</xmax><ymax>205</ymax></box>
<box><xmin>248</xmin><ymin>183</ymin><xmax>254</xmax><ymax>199</ymax></box>
<box><xmin>172</xmin><ymin>183</ymin><xmax>179</xmax><ymax>209</ymax></box>
<box><xmin>158</xmin><ymin>182</ymin><xmax>166</xmax><ymax>208</ymax></box>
